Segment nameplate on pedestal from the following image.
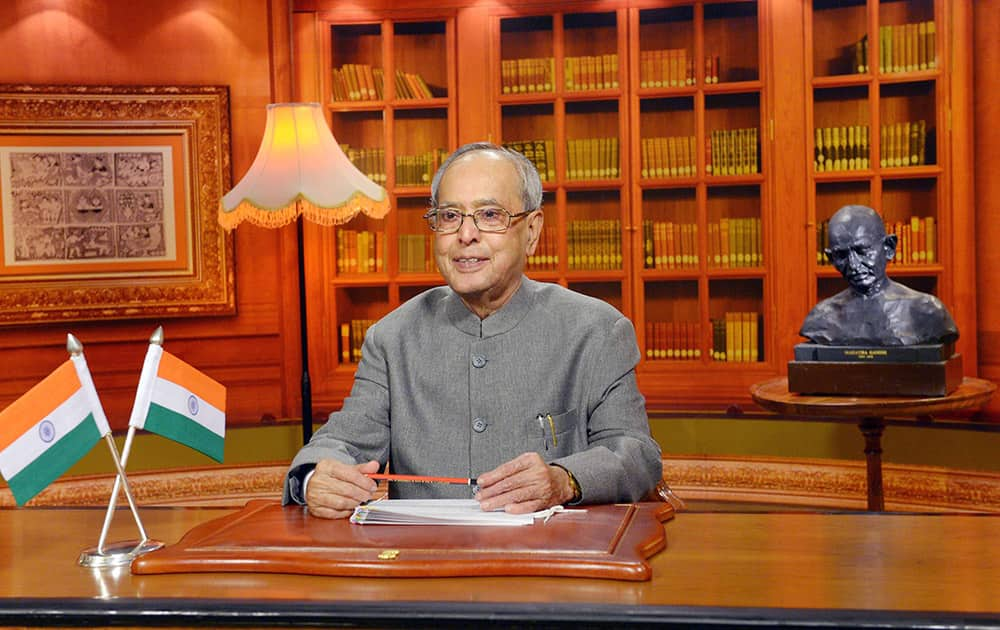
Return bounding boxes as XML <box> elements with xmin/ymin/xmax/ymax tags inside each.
<box><xmin>793</xmin><ymin>342</ymin><xmax>955</xmax><ymax>364</ymax></box>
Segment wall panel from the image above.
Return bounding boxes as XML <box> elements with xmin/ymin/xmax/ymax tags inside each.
<box><xmin>0</xmin><ymin>0</ymin><xmax>297</xmax><ymax>428</ymax></box>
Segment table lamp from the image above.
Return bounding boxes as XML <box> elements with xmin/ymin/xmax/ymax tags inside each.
<box><xmin>219</xmin><ymin>102</ymin><xmax>389</xmax><ymax>443</ymax></box>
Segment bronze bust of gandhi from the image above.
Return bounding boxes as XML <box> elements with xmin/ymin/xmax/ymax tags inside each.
<box><xmin>799</xmin><ymin>204</ymin><xmax>958</xmax><ymax>347</ymax></box>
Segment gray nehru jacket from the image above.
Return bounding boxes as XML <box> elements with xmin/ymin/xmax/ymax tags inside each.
<box><xmin>284</xmin><ymin>277</ymin><xmax>662</xmax><ymax>504</ymax></box>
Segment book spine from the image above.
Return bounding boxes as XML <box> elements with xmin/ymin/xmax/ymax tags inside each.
<box><xmin>340</xmin><ymin>323</ymin><xmax>350</xmax><ymax>363</ymax></box>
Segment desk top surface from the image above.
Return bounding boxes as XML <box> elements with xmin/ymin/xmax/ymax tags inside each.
<box><xmin>2</xmin><ymin>505</ymin><xmax>1000</xmax><ymax>627</ymax></box>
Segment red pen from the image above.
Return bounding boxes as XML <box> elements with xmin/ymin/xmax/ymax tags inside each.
<box><xmin>366</xmin><ymin>473</ymin><xmax>478</xmax><ymax>486</ymax></box>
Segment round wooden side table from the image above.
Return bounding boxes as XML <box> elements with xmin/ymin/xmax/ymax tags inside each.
<box><xmin>750</xmin><ymin>377</ymin><xmax>996</xmax><ymax>511</ymax></box>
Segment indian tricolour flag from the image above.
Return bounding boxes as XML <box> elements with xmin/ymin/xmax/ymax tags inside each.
<box><xmin>129</xmin><ymin>344</ymin><xmax>226</xmax><ymax>462</ymax></box>
<box><xmin>0</xmin><ymin>358</ymin><xmax>111</xmax><ymax>506</ymax></box>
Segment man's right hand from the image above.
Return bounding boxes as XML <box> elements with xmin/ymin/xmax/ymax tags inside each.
<box><xmin>305</xmin><ymin>459</ymin><xmax>380</xmax><ymax>519</ymax></box>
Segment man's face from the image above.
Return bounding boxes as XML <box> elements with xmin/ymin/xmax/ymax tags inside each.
<box><xmin>432</xmin><ymin>151</ymin><xmax>541</xmax><ymax>318</ymax></box>
<box><xmin>825</xmin><ymin>217</ymin><xmax>890</xmax><ymax>296</ymax></box>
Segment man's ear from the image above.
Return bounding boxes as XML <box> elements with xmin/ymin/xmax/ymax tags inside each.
<box><xmin>525</xmin><ymin>210</ymin><xmax>543</xmax><ymax>256</ymax></box>
<box><xmin>883</xmin><ymin>233</ymin><xmax>898</xmax><ymax>260</ymax></box>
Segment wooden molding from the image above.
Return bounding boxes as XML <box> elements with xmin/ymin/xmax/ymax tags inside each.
<box><xmin>0</xmin><ymin>462</ymin><xmax>286</xmax><ymax>508</ymax></box>
<box><xmin>4</xmin><ymin>456</ymin><xmax>1000</xmax><ymax>512</ymax></box>
<box><xmin>664</xmin><ymin>455</ymin><xmax>1000</xmax><ymax>513</ymax></box>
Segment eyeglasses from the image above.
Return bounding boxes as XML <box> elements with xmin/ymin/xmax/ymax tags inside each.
<box><xmin>422</xmin><ymin>206</ymin><xmax>533</xmax><ymax>234</ymax></box>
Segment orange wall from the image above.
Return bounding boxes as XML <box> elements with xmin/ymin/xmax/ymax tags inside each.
<box><xmin>0</xmin><ymin>0</ymin><xmax>299</xmax><ymax>428</ymax></box>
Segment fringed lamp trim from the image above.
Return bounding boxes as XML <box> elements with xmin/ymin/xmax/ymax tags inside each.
<box><xmin>218</xmin><ymin>192</ymin><xmax>391</xmax><ymax>231</ymax></box>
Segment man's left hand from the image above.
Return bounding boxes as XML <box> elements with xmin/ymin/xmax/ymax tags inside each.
<box><xmin>475</xmin><ymin>452</ymin><xmax>575</xmax><ymax>513</ymax></box>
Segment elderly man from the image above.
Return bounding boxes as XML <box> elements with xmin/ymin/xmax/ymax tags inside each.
<box><xmin>800</xmin><ymin>204</ymin><xmax>958</xmax><ymax>346</ymax></box>
<box><xmin>284</xmin><ymin>142</ymin><xmax>662</xmax><ymax>519</ymax></box>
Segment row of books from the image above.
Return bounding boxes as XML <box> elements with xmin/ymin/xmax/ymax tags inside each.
<box><xmin>564</xmin><ymin>54</ymin><xmax>619</xmax><ymax>91</ymax></box>
<box><xmin>397</xmin><ymin>234</ymin><xmax>434</xmax><ymax>273</ymax></box>
<box><xmin>705</xmin><ymin>128</ymin><xmax>759</xmax><ymax>176</ymax></box>
<box><xmin>703</xmin><ymin>55</ymin><xmax>722</xmax><ymax>84</ymax></box>
<box><xmin>500</xmin><ymin>57</ymin><xmax>554</xmax><ymax>94</ymax></box>
<box><xmin>526</xmin><ymin>229</ymin><xmax>559</xmax><ymax>271</ymax></box>
<box><xmin>331</xmin><ymin>64</ymin><xmax>382</xmax><ymax>101</ymax></box>
<box><xmin>331</xmin><ymin>65</ymin><xmax>435</xmax><ymax>101</ymax></box>
<box><xmin>886</xmin><ymin>217</ymin><xmax>936</xmax><ymax>265</ymax></box>
<box><xmin>814</xmin><ymin>122</ymin><xmax>930</xmax><ymax>172</ymax></box>
<box><xmin>814</xmin><ymin>126</ymin><xmax>871</xmax><ymax>172</ymax></box>
<box><xmin>709</xmin><ymin>217</ymin><xmax>763</xmax><ymax>268</ymax></box>
<box><xmin>502</xmin><ymin>140</ymin><xmax>556</xmax><ymax>182</ymax></box>
<box><xmin>644</xmin><ymin>321</ymin><xmax>702</xmax><ymax>360</ymax></box>
<box><xmin>339</xmin><ymin>319</ymin><xmax>377</xmax><ymax>363</ymax></box>
<box><xmin>816</xmin><ymin>216</ymin><xmax>936</xmax><ymax>266</ymax></box>
<box><xmin>643</xmin><ymin>314</ymin><xmax>762</xmax><ymax>362</ymax></box>
<box><xmin>392</xmin><ymin>70</ymin><xmax>435</xmax><ymax>100</ymax></box>
<box><xmin>342</xmin><ymin>146</ymin><xmax>387</xmax><ymax>184</ymax></box>
<box><xmin>395</xmin><ymin>149</ymin><xmax>447</xmax><ymax>187</ymax></box>
<box><xmin>711</xmin><ymin>312</ymin><xmax>762</xmax><ymax>363</ymax></box>
<box><xmin>639</xmin><ymin>49</ymin><xmax>694</xmax><ymax>88</ymax></box>
<box><xmin>336</xmin><ymin>218</ymin><xmax>760</xmax><ymax>273</ymax></box>
<box><xmin>567</xmin><ymin>220</ymin><xmax>622</xmax><ymax>270</ymax></box>
<box><xmin>880</xmin><ymin>121</ymin><xmax>929</xmax><ymax>168</ymax></box>
<box><xmin>640</xmin><ymin>136</ymin><xmax>696</xmax><ymax>178</ymax></box>
<box><xmin>641</xmin><ymin>218</ymin><xmax>764</xmax><ymax>270</ymax></box>
<box><xmin>879</xmin><ymin>21</ymin><xmax>936</xmax><ymax>74</ymax></box>
<box><xmin>337</xmin><ymin>230</ymin><xmax>385</xmax><ymax>274</ymax></box>
<box><xmin>850</xmin><ymin>35</ymin><xmax>870</xmax><ymax>74</ymax></box>
<box><xmin>642</xmin><ymin>221</ymin><xmax>699</xmax><ymax>270</ymax></box>
<box><xmin>566</xmin><ymin>137</ymin><xmax>620</xmax><ymax>180</ymax></box>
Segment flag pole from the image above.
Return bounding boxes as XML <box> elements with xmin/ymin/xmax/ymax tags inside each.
<box><xmin>69</xmin><ymin>333</ymin><xmax>163</xmax><ymax>568</ymax></box>
<box><xmin>94</xmin><ymin>425</ymin><xmax>139</xmax><ymax>554</ymax></box>
<box><xmin>94</xmin><ymin>325</ymin><xmax>164</xmax><ymax>555</ymax></box>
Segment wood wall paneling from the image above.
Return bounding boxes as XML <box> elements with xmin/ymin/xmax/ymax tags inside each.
<box><xmin>973</xmin><ymin>0</ymin><xmax>1000</xmax><ymax>416</ymax></box>
<box><xmin>0</xmin><ymin>1</ymin><xmax>296</xmax><ymax>428</ymax></box>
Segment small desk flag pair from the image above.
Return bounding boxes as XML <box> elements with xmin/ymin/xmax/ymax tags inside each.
<box><xmin>0</xmin><ymin>331</ymin><xmax>226</xmax><ymax>506</ymax></box>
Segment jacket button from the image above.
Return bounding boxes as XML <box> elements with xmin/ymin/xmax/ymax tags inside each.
<box><xmin>472</xmin><ymin>418</ymin><xmax>488</xmax><ymax>433</ymax></box>
<box><xmin>472</xmin><ymin>354</ymin><xmax>487</xmax><ymax>368</ymax></box>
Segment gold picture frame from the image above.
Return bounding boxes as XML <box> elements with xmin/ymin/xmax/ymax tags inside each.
<box><xmin>0</xmin><ymin>85</ymin><xmax>235</xmax><ymax>325</ymax></box>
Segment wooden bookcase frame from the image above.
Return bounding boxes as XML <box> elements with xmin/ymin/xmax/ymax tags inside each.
<box><xmin>626</xmin><ymin>1</ymin><xmax>774</xmax><ymax>408</ymax></box>
<box><xmin>294</xmin><ymin>10</ymin><xmax>458</xmax><ymax>408</ymax></box>
<box><xmin>291</xmin><ymin>0</ymin><xmax>974</xmax><ymax>415</ymax></box>
<box><xmin>805</xmin><ymin>0</ymin><xmax>975</xmax><ymax>369</ymax></box>
<box><xmin>490</xmin><ymin>7</ymin><xmax>634</xmax><ymax>322</ymax></box>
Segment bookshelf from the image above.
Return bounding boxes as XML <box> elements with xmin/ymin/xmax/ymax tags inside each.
<box><xmin>296</xmin><ymin>14</ymin><xmax>457</xmax><ymax>405</ymax></box>
<box><xmin>806</xmin><ymin>0</ymin><xmax>954</xmax><ymax>316</ymax></box>
<box><xmin>626</xmin><ymin>2</ymin><xmax>771</xmax><ymax>406</ymax></box>
<box><xmin>493</xmin><ymin>7</ymin><xmax>634</xmax><ymax>340</ymax></box>
<box><xmin>293</xmin><ymin>0</ymin><xmax>974</xmax><ymax>414</ymax></box>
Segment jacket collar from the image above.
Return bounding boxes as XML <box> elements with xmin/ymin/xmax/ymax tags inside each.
<box><xmin>446</xmin><ymin>276</ymin><xmax>536</xmax><ymax>338</ymax></box>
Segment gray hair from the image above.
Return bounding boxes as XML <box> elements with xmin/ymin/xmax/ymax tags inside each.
<box><xmin>429</xmin><ymin>142</ymin><xmax>544</xmax><ymax>213</ymax></box>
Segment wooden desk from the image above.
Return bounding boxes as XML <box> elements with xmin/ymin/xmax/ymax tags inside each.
<box><xmin>751</xmin><ymin>376</ymin><xmax>996</xmax><ymax>511</ymax></box>
<box><xmin>2</xmin><ymin>505</ymin><xmax>1000</xmax><ymax>628</ymax></box>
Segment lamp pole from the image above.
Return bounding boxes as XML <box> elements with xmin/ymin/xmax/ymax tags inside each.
<box><xmin>297</xmin><ymin>213</ymin><xmax>313</xmax><ymax>445</ymax></box>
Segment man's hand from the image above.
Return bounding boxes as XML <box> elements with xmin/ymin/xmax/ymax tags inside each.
<box><xmin>305</xmin><ymin>459</ymin><xmax>380</xmax><ymax>519</ymax></box>
<box><xmin>475</xmin><ymin>452</ymin><xmax>575</xmax><ymax>513</ymax></box>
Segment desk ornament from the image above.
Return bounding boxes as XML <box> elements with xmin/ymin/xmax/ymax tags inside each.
<box><xmin>790</xmin><ymin>204</ymin><xmax>961</xmax><ymax>396</ymax></box>
<box><xmin>80</xmin><ymin>326</ymin><xmax>227</xmax><ymax>567</ymax></box>
<box><xmin>0</xmin><ymin>333</ymin><xmax>159</xmax><ymax>566</ymax></box>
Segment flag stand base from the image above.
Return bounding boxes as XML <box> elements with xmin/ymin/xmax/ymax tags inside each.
<box><xmin>78</xmin><ymin>539</ymin><xmax>165</xmax><ymax>568</ymax></box>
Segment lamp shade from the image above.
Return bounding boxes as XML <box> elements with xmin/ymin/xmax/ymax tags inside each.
<box><xmin>218</xmin><ymin>102</ymin><xmax>389</xmax><ymax>230</ymax></box>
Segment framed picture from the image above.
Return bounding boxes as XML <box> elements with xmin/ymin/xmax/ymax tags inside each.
<box><xmin>0</xmin><ymin>85</ymin><xmax>235</xmax><ymax>325</ymax></box>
